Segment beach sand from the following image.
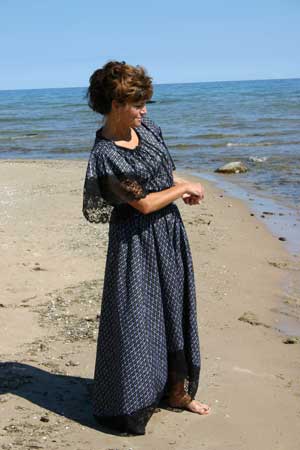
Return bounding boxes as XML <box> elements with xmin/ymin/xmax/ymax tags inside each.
<box><xmin>0</xmin><ymin>160</ymin><xmax>299</xmax><ymax>450</ymax></box>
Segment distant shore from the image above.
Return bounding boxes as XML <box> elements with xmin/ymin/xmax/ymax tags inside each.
<box><xmin>0</xmin><ymin>159</ymin><xmax>299</xmax><ymax>450</ymax></box>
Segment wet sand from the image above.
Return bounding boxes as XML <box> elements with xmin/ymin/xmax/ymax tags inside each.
<box><xmin>0</xmin><ymin>160</ymin><xmax>299</xmax><ymax>450</ymax></box>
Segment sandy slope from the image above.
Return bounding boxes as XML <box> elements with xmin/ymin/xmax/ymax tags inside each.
<box><xmin>0</xmin><ymin>160</ymin><xmax>299</xmax><ymax>450</ymax></box>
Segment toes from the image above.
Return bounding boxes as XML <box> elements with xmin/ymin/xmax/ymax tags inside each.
<box><xmin>195</xmin><ymin>403</ymin><xmax>211</xmax><ymax>415</ymax></box>
<box><xmin>186</xmin><ymin>401</ymin><xmax>211</xmax><ymax>415</ymax></box>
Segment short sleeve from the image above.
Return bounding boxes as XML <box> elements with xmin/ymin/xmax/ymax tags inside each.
<box><xmin>141</xmin><ymin>116</ymin><xmax>176</xmax><ymax>171</ymax></box>
<box><xmin>82</xmin><ymin>145</ymin><xmax>148</xmax><ymax>224</ymax></box>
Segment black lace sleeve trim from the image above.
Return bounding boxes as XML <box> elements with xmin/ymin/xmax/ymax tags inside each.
<box><xmin>82</xmin><ymin>175</ymin><xmax>148</xmax><ymax>224</ymax></box>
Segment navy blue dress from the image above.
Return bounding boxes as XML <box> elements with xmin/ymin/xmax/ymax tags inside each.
<box><xmin>83</xmin><ymin>117</ymin><xmax>200</xmax><ymax>435</ymax></box>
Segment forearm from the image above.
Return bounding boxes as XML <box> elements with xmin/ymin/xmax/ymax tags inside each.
<box><xmin>128</xmin><ymin>183</ymin><xmax>187</xmax><ymax>215</ymax></box>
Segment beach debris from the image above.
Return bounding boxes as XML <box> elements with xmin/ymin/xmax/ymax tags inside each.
<box><xmin>262</xmin><ymin>211</ymin><xmax>274</xmax><ymax>215</ymax></box>
<box><xmin>268</xmin><ymin>260</ymin><xmax>288</xmax><ymax>269</ymax></box>
<box><xmin>35</xmin><ymin>280</ymin><xmax>101</xmax><ymax>343</ymax></box>
<box><xmin>278</xmin><ymin>237</ymin><xmax>287</xmax><ymax>241</ymax></box>
<box><xmin>238</xmin><ymin>311</ymin><xmax>270</xmax><ymax>328</ymax></box>
<box><xmin>187</xmin><ymin>217</ymin><xmax>211</xmax><ymax>226</ymax></box>
<box><xmin>282</xmin><ymin>336</ymin><xmax>299</xmax><ymax>344</ymax></box>
<box><xmin>0</xmin><ymin>303</ymin><xmax>5</xmax><ymax>307</ymax></box>
<box><xmin>215</xmin><ymin>161</ymin><xmax>248</xmax><ymax>174</ymax></box>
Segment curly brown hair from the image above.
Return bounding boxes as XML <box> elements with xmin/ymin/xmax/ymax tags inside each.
<box><xmin>87</xmin><ymin>61</ymin><xmax>153</xmax><ymax>115</ymax></box>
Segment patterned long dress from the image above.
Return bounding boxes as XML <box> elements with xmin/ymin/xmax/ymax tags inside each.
<box><xmin>82</xmin><ymin>116</ymin><xmax>201</xmax><ymax>435</ymax></box>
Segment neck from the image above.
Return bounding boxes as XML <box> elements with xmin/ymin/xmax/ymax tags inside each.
<box><xmin>102</xmin><ymin>116</ymin><xmax>131</xmax><ymax>141</ymax></box>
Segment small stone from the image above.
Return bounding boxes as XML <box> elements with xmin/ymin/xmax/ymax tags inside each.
<box><xmin>65</xmin><ymin>360</ymin><xmax>79</xmax><ymax>367</ymax></box>
<box><xmin>39</xmin><ymin>343</ymin><xmax>47</xmax><ymax>351</ymax></box>
<box><xmin>283</xmin><ymin>337</ymin><xmax>299</xmax><ymax>344</ymax></box>
<box><xmin>250</xmin><ymin>213</ymin><xmax>255</xmax><ymax>216</ymax></box>
<box><xmin>40</xmin><ymin>416</ymin><xmax>49</xmax><ymax>423</ymax></box>
<box><xmin>278</xmin><ymin>237</ymin><xmax>286</xmax><ymax>241</ymax></box>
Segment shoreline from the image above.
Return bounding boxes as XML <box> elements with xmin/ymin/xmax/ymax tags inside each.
<box><xmin>190</xmin><ymin>169</ymin><xmax>300</xmax><ymax>257</ymax></box>
<box><xmin>0</xmin><ymin>159</ymin><xmax>299</xmax><ymax>449</ymax></box>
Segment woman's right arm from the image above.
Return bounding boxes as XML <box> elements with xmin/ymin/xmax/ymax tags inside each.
<box><xmin>128</xmin><ymin>182</ymin><xmax>204</xmax><ymax>215</ymax></box>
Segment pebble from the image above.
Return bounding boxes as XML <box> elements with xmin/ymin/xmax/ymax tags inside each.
<box><xmin>65</xmin><ymin>360</ymin><xmax>79</xmax><ymax>367</ymax></box>
<box><xmin>278</xmin><ymin>237</ymin><xmax>287</xmax><ymax>241</ymax></box>
<box><xmin>40</xmin><ymin>416</ymin><xmax>49</xmax><ymax>423</ymax></box>
<box><xmin>283</xmin><ymin>337</ymin><xmax>299</xmax><ymax>344</ymax></box>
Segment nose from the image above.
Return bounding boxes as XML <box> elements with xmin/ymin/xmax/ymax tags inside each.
<box><xmin>140</xmin><ymin>105</ymin><xmax>147</xmax><ymax>115</ymax></box>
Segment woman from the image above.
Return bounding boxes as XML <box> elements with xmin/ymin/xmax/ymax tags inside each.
<box><xmin>83</xmin><ymin>61</ymin><xmax>210</xmax><ymax>435</ymax></box>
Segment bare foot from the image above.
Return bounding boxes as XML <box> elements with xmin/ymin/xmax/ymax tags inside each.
<box><xmin>186</xmin><ymin>400</ymin><xmax>211</xmax><ymax>415</ymax></box>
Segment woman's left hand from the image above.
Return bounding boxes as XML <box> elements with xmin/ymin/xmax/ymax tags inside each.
<box><xmin>182</xmin><ymin>193</ymin><xmax>201</xmax><ymax>205</ymax></box>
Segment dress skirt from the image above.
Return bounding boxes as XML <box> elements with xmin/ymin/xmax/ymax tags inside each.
<box><xmin>92</xmin><ymin>202</ymin><xmax>201</xmax><ymax>435</ymax></box>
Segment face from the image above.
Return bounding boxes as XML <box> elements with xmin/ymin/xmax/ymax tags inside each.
<box><xmin>113</xmin><ymin>101</ymin><xmax>147</xmax><ymax>128</ymax></box>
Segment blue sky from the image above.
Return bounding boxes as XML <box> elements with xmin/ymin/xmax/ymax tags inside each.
<box><xmin>1</xmin><ymin>0</ymin><xmax>299</xmax><ymax>90</ymax></box>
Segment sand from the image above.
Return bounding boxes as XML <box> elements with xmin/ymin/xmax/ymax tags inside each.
<box><xmin>0</xmin><ymin>159</ymin><xmax>299</xmax><ymax>450</ymax></box>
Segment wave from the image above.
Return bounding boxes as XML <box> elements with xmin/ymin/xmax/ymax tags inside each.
<box><xmin>248</xmin><ymin>156</ymin><xmax>269</xmax><ymax>163</ymax></box>
<box><xmin>188</xmin><ymin>133</ymin><xmax>239</xmax><ymax>139</ymax></box>
<box><xmin>0</xmin><ymin>133</ymin><xmax>41</xmax><ymax>141</ymax></box>
<box><xmin>49</xmin><ymin>147</ymin><xmax>90</xmax><ymax>154</ymax></box>
<box><xmin>226</xmin><ymin>140</ymin><xmax>300</xmax><ymax>148</ymax></box>
<box><xmin>256</xmin><ymin>117</ymin><xmax>300</xmax><ymax>123</ymax></box>
<box><xmin>168</xmin><ymin>143</ymin><xmax>199</xmax><ymax>149</ymax></box>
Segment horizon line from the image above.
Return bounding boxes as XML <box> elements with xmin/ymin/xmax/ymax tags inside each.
<box><xmin>0</xmin><ymin>76</ymin><xmax>299</xmax><ymax>92</ymax></box>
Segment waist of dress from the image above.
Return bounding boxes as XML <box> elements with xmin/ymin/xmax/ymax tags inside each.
<box><xmin>110</xmin><ymin>202</ymin><xmax>181</xmax><ymax>224</ymax></box>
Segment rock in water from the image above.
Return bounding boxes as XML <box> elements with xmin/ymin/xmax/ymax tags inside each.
<box><xmin>215</xmin><ymin>161</ymin><xmax>248</xmax><ymax>174</ymax></box>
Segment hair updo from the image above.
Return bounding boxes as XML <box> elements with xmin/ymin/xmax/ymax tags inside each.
<box><xmin>87</xmin><ymin>61</ymin><xmax>153</xmax><ymax>115</ymax></box>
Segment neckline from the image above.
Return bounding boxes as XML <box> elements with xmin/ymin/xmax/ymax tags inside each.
<box><xmin>98</xmin><ymin>126</ymin><xmax>142</xmax><ymax>152</ymax></box>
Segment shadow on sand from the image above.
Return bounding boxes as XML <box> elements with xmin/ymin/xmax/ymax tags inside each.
<box><xmin>0</xmin><ymin>362</ymin><xmax>122</xmax><ymax>436</ymax></box>
<box><xmin>0</xmin><ymin>362</ymin><xmax>174</xmax><ymax>437</ymax></box>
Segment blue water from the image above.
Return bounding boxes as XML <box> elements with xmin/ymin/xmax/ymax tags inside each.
<box><xmin>1</xmin><ymin>78</ymin><xmax>300</xmax><ymax>218</ymax></box>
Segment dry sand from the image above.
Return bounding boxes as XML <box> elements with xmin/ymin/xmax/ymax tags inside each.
<box><xmin>0</xmin><ymin>159</ymin><xmax>299</xmax><ymax>450</ymax></box>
